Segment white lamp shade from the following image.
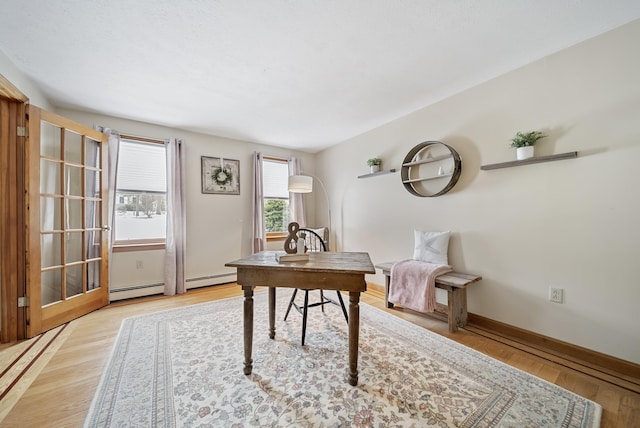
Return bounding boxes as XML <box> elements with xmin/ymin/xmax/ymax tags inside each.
<box><xmin>288</xmin><ymin>175</ymin><xmax>313</xmax><ymax>193</ymax></box>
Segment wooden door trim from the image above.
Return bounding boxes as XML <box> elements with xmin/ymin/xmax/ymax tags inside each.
<box><xmin>0</xmin><ymin>97</ymin><xmax>27</xmax><ymax>342</ymax></box>
<box><xmin>0</xmin><ymin>73</ymin><xmax>28</xmax><ymax>102</ymax></box>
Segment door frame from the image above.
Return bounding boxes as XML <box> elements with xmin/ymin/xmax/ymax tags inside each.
<box><xmin>0</xmin><ymin>74</ymin><xmax>28</xmax><ymax>342</ymax></box>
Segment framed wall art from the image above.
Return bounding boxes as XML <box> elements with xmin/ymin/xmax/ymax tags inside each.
<box><xmin>201</xmin><ymin>156</ymin><xmax>240</xmax><ymax>195</ymax></box>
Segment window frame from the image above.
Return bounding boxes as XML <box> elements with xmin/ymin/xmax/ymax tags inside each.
<box><xmin>262</xmin><ymin>156</ymin><xmax>290</xmax><ymax>241</ymax></box>
<box><xmin>112</xmin><ymin>135</ymin><xmax>167</xmax><ymax>253</ymax></box>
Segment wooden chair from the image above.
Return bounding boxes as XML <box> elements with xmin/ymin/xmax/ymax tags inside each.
<box><xmin>284</xmin><ymin>228</ymin><xmax>349</xmax><ymax>345</ymax></box>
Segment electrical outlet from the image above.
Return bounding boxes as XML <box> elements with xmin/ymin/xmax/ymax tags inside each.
<box><xmin>136</xmin><ymin>260</ymin><xmax>143</xmax><ymax>269</ymax></box>
<box><xmin>549</xmin><ymin>287</ymin><xmax>564</xmax><ymax>304</ymax></box>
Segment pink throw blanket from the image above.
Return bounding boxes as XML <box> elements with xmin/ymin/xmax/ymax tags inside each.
<box><xmin>388</xmin><ymin>259</ymin><xmax>452</xmax><ymax>313</ymax></box>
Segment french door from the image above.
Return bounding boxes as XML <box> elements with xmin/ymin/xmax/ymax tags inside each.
<box><xmin>25</xmin><ymin>106</ymin><xmax>109</xmax><ymax>337</ymax></box>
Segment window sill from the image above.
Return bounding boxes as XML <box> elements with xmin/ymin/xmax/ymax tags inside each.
<box><xmin>113</xmin><ymin>242</ymin><xmax>166</xmax><ymax>253</ymax></box>
<box><xmin>266</xmin><ymin>234</ymin><xmax>287</xmax><ymax>242</ymax></box>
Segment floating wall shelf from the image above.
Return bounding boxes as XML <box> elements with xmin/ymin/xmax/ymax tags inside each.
<box><xmin>401</xmin><ymin>141</ymin><xmax>462</xmax><ymax>197</ymax></box>
<box><xmin>402</xmin><ymin>173</ymin><xmax>453</xmax><ymax>184</ymax></box>
<box><xmin>402</xmin><ymin>153</ymin><xmax>452</xmax><ymax>167</ymax></box>
<box><xmin>481</xmin><ymin>151</ymin><xmax>578</xmax><ymax>171</ymax></box>
<box><xmin>357</xmin><ymin>168</ymin><xmax>397</xmax><ymax>179</ymax></box>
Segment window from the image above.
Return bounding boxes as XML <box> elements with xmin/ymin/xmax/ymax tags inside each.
<box><xmin>262</xmin><ymin>158</ymin><xmax>290</xmax><ymax>235</ymax></box>
<box><xmin>114</xmin><ymin>138</ymin><xmax>167</xmax><ymax>247</ymax></box>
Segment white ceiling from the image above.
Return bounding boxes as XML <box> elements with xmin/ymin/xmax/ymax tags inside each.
<box><xmin>1</xmin><ymin>1</ymin><xmax>639</xmax><ymax>153</ymax></box>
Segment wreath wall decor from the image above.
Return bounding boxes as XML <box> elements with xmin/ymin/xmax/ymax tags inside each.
<box><xmin>211</xmin><ymin>166</ymin><xmax>232</xmax><ymax>186</ymax></box>
<box><xmin>201</xmin><ymin>156</ymin><xmax>240</xmax><ymax>194</ymax></box>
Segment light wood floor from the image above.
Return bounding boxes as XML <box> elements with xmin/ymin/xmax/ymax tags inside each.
<box><xmin>1</xmin><ymin>284</ymin><xmax>638</xmax><ymax>427</ymax></box>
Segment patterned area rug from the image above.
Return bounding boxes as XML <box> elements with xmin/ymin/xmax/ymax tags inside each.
<box><xmin>85</xmin><ymin>290</ymin><xmax>601</xmax><ymax>427</ymax></box>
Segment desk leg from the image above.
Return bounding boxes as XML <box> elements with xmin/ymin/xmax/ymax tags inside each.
<box><xmin>348</xmin><ymin>291</ymin><xmax>360</xmax><ymax>386</ymax></box>
<box><xmin>269</xmin><ymin>287</ymin><xmax>276</xmax><ymax>339</ymax></box>
<box><xmin>243</xmin><ymin>285</ymin><xmax>254</xmax><ymax>375</ymax></box>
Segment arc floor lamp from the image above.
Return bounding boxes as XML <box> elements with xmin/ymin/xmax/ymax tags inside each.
<box><xmin>288</xmin><ymin>173</ymin><xmax>332</xmax><ymax>251</ymax></box>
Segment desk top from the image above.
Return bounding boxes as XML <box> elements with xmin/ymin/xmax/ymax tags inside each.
<box><xmin>226</xmin><ymin>251</ymin><xmax>375</xmax><ymax>275</ymax></box>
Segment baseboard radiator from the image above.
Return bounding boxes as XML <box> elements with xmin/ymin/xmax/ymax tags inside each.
<box><xmin>109</xmin><ymin>272</ymin><xmax>237</xmax><ymax>301</ymax></box>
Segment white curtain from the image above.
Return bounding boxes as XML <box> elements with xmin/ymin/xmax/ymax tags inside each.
<box><xmin>164</xmin><ymin>138</ymin><xmax>186</xmax><ymax>295</ymax></box>
<box><xmin>288</xmin><ymin>157</ymin><xmax>307</xmax><ymax>227</ymax></box>
<box><xmin>252</xmin><ymin>152</ymin><xmax>266</xmax><ymax>253</ymax></box>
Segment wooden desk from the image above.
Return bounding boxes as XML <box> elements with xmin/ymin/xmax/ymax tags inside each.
<box><xmin>375</xmin><ymin>262</ymin><xmax>481</xmax><ymax>333</ymax></box>
<box><xmin>226</xmin><ymin>251</ymin><xmax>375</xmax><ymax>386</ymax></box>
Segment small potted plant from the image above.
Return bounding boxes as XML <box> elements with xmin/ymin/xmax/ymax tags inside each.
<box><xmin>367</xmin><ymin>157</ymin><xmax>382</xmax><ymax>173</ymax></box>
<box><xmin>510</xmin><ymin>131</ymin><xmax>546</xmax><ymax>160</ymax></box>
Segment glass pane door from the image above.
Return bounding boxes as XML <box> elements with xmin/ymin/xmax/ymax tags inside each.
<box><xmin>26</xmin><ymin>106</ymin><xmax>109</xmax><ymax>337</ymax></box>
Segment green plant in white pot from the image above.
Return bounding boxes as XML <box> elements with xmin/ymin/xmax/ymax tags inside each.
<box><xmin>510</xmin><ymin>131</ymin><xmax>545</xmax><ymax>160</ymax></box>
<box><xmin>367</xmin><ymin>157</ymin><xmax>382</xmax><ymax>173</ymax></box>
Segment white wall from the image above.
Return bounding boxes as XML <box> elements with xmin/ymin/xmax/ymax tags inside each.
<box><xmin>318</xmin><ymin>20</ymin><xmax>640</xmax><ymax>364</ymax></box>
<box><xmin>57</xmin><ymin>109</ymin><xmax>317</xmax><ymax>300</ymax></box>
<box><xmin>0</xmin><ymin>49</ymin><xmax>52</xmax><ymax>109</ymax></box>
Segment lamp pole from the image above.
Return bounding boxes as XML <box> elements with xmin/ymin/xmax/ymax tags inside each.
<box><xmin>300</xmin><ymin>172</ymin><xmax>332</xmax><ymax>251</ymax></box>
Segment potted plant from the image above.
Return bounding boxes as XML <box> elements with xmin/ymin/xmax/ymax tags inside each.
<box><xmin>510</xmin><ymin>131</ymin><xmax>545</xmax><ymax>160</ymax></box>
<box><xmin>367</xmin><ymin>157</ymin><xmax>382</xmax><ymax>173</ymax></box>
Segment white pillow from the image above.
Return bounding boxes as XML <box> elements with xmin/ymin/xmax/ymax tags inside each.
<box><xmin>413</xmin><ymin>230</ymin><xmax>450</xmax><ymax>265</ymax></box>
<box><xmin>307</xmin><ymin>227</ymin><xmax>327</xmax><ymax>242</ymax></box>
<box><xmin>303</xmin><ymin>227</ymin><xmax>328</xmax><ymax>250</ymax></box>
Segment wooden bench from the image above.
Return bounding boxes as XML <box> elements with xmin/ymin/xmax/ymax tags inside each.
<box><xmin>375</xmin><ymin>262</ymin><xmax>481</xmax><ymax>333</ymax></box>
